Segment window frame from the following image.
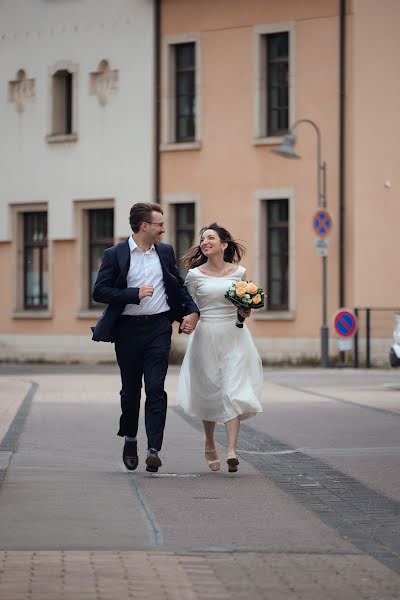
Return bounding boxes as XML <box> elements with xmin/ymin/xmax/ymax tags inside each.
<box><xmin>175</xmin><ymin>42</ymin><xmax>196</xmax><ymax>143</ymax></box>
<box><xmin>266</xmin><ymin>199</ymin><xmax>289</xmax><ymax>311</ymax></box>
<box><xmin>266</xmin><ymin>32</ymin><xmax>290</xmax><ymax>138</ymax></box>
<box><xmin>174</xmin><ymin>202</ymin><xmax>196</xmax><ymax>278</ymax></box>
<box><xmin>74</xmin><ymin>199</ymin><xmax>115</xmax><ymax>317</ymax></box>
<box><xmin>10</xmin><ymin>203</ymin><xmax>52</xmax><ymax>319</ymax></box>
<box><xmin>253</xmin><ymin>22</ymin><xmax>295</xmax><ymax>146</ymax></box>
<box><xmin>46</xmin><ymin>60</ymin><xmax>78</xmax><ymax>143</ymax></box>
<box><xmin>161</xmin><ymin>33</ymin><xmax>201</xmax><ymax>151</ymax></box>
<box><xmin>161</xmin><ymin>194</ymin><xmax>200</xmax><ymax>275</ymax></box>
<box><xmin>254</xmin><ymin>188</ymin><xmax>296</xmax><ymax>320</ymax></box>
<box><xmin>88</xmin><ymin>208</ymin><xmax>114</xmax><ymax>308</ymax></box>
<box><xmin>23</xmin><ymin>211</ymin><xmax>49</xmax><ymax>310</ymax></box>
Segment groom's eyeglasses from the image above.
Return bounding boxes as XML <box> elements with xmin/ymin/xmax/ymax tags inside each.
<box><xmin>143</xmin><ymin>221</ymin><xmax>164</xmax><ymax>227</ymax></box>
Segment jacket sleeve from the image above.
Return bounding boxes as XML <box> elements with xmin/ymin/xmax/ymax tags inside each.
<box><xmin>168</xmin><ymin>247</ymin><xmax>199</xmax><ymax>315</ymax></box>
<box><xmin>92</xmin><ymin>247</ymin><xmax>140</xmax><ymax>306</ymax></box>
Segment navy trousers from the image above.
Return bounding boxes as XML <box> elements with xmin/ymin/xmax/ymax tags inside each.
<box><xmin>114</xmin><ymin>314</ymin><xmax>172</xmax><ymax>451</ymax></box>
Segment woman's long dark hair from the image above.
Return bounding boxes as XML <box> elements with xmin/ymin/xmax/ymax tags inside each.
<box><xmin>183</xmin><ymin>223</ymin><xmax>245</xmax><ymax>270</ymax></box>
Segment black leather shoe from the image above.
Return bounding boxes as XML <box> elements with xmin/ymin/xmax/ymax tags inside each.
<box><xmin>123</xmin><ymin>441</ymin><xmax>138</xmax><ymax>471</ymax></box>
<box><xmin>145</xmin><ymin>451</ymin><xmax>162</xmax><ymax>473</ymax></box>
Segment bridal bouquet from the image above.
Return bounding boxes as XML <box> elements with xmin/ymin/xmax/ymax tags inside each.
<box><xmin>225</xmin><ymin>280</ymin><xmax>265</xmax><ymax>328</ymax></box>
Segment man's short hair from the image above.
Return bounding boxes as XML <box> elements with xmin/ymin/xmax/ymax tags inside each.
<box><xmin>129</xmin><ymin>202</ymin><xmax>163</xmax><ymax>233</ymax></box>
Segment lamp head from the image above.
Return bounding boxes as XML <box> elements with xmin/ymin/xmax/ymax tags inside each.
<box><xmin>272</xmin><ymin>134</ymin><xmax>301</xmax><ymax>159</ymax></box>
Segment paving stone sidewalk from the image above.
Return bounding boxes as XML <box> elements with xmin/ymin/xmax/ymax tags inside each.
<box><xmin>1</xmin><ymin>550</ymin><xmax>400</xmax><ymax>600</ymax></box>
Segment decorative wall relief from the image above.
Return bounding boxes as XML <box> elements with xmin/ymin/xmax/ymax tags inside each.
<box><xmin>9</xmin><ymin>69</ymin><xmax>35</xmax><ymax>112</ymax></box>
<box><xmin>90</xmin><ymin>59</ymin><xmax>119</xmax><ymax>106</ymax></box>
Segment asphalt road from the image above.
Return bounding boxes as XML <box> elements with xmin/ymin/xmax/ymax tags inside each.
<box><xmin>0</xmin><ymin>365</ymin><xmax>399</xmax><ymax>599</ymax></box>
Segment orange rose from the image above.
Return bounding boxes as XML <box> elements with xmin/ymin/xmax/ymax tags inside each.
<box><xmin>236</xmin><ymin>287</ymin><xmax>246</xmax><ymax>298</ymax></box>
<box><xmin>252</xmin><ymin>293</ymin><xmax>262</xmax><ymax>304</ymax></box>
<box><xmin>245</xmin><ymin>282</ymin><xmax>258</xmax><ymax>295</ymax></box>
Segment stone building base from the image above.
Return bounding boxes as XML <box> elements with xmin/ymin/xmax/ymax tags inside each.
<box><xmin>0</xmin><ymin>333</ymin><xmax>393</xmax><ymax>367</ymax></box>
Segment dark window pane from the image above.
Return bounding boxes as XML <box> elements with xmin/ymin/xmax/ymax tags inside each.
<box><xmin>89</xmin><ymin>209</ymin><xmax>114</xmax><ymax>307</ymax></box>
<box><xmin>176</xmin><ymin>43</ymin><xmax>195</xmax><ymax>68</ymax></box>
<box><xmin>268</xmin><ymin>33</ymin><xmax>288</xmax><ymax>59</ymax></box>
<box><xmin>266</xmin><ymin>32</ymin><xmax>289</xmax><ymax>137</ymax></box>
<box><xmin>178</xmin><ymin>93</ymin><xmax>195</xmax><ymax>117</ymax></box>
<box><xmin>23</xmin><ymin>212</ymin><xmax>48</xmax><ymax>309</ymax></box>
<box><xmin>175</xmin><ymin>203</ymin><xmax>195</xmax><ymax>278</ymax></box>
<box><xmin>25</xmin><ymin>247</ymin><xmax>40</xmax><ymax>306</ymax></box>
<box><xmin>53</xmin><ymin>70</ymin><xmax>73</xmax><ymax>135</ymax></box>
<box><xmin>177</xmin><ymin>116</ymin><xmax>195</xmax><ymax>141</ymax></box>
<box><xmin>267</xmin><ymin>200</ymin><xmax>289</xmax><ymax>311</ymax></box>
<box><xmin>42</xmin><ymin>247</ymin><xmax>49</xmax><ymax>306</ymax></box>
<box><xmin>175</xmin><ymin>42</ymin><xmax>196</xmax><ymax>142</ymax></box>
<box><xmin>90</xmin><ymin>245</ymin><xmax>107</xmax><ymax>295</ymax></box>
<box><xmin>90</xmin><ymin>208</ymin><xmax>113</xmax><ymax>241</ymax></box>
<box><xmin>176</xmin><ymin>203</ymin><xmax>195</xmax><ymax>227</ymax></box>
<box><xmin>65</xmin><ymin>72</ymin><xmax>72</xmax><ymax>134</ymax></box>
<box><xmin>177</xmin><ymin>71</ymin><xmax>195</xmax><ymax>95</ymax></box>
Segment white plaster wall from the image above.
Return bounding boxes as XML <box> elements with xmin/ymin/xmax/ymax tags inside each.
<box><xmin>0</xmin><ymin>0</ymin><xmax>154</xmax><ymax>241</ymax></box>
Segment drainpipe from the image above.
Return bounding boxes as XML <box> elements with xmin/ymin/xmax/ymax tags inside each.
<box><xmin>154</xmin><ymin>0</ymin><xmax>161</xmax><ymax>203</ymax></box>
<box><xmin>339</xmin><ymin>0</ymin><xmax>346</xmax><ymax>307</ymax></box>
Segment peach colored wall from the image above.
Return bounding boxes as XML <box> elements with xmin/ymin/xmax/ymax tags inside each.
<box><xmin>0</xmin><ymin>241</ymin><xmax>98</xmax><ymax>335</ymax></box>
<box><xmin>347</xmin><ymin>0</ymin><xmax>400</xmax><ymax>307</ymax></box>
<box><xmin>161</xmin><ymin>0</ymin><xmax>340</xmax><ymax>337</ymax></box>
<box><xmin>162</xmin><ymin>0</ymin><xmax>338</xmax><ymax>32</ymax></box>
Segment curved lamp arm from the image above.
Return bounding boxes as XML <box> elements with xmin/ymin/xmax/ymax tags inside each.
<box><xmin>290</xmin><ymin>118</ymin><xmax>326</xmax><ymax>208</ymax></box>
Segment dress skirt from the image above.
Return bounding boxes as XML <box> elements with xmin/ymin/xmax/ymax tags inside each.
<box><xmin>178</xmin><ymin>316</ymin><xmax>263</xmax><ymax>424</ymax></box>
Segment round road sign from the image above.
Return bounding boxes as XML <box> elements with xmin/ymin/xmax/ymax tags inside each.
<box><xmin>312</xmin><ymin>209</ymin><xmax>333</xmax><ymax>237</ymax></box>
<box><xmin>333</xmin><ymin>308</ymin><xmax>358</xmax><ymax>338</ymax></box>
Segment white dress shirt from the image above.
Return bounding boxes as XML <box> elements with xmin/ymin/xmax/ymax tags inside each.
<box><xmin>122</xmin><ymin>236</ymin><xmax>170</xmax><ymax>316</ymax></box>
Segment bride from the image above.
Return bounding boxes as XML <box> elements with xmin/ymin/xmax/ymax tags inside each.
<box><xmin>177</xmin><ymin>223</ymin><xmax>263</xmax><ymax>473</ymax></box>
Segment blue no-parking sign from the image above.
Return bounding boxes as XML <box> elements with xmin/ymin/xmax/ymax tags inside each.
<box><xmin>312</xmin><ymin>209</ymin><xmax>333</xmax><ymax>238</ymax></box>
<box><xmin>333</xmin><ymin>308</ymin><xmax>358</xmax><ymax>338</ymax></box>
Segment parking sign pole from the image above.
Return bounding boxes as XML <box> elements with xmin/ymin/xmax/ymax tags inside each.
<box><xmin>320</xmin><ymin>161</ymin><xmax>329</xmax><ymax>367</ymax></box>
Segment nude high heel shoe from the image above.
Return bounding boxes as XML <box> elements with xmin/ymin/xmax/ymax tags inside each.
<box><xmin>205</xmin><ymin>448</ymin><xmax>220</xmax><ymax>472</ymax></box>
<box><xmin>227</xmin><ymin>452</ymin><xmax>239</xmax><ymax>473</ymax></box>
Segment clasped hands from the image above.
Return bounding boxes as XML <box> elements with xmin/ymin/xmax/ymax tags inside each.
<box><xmin>180</xmin><ymin>313</ymin><xmax>199</xmax><ymax>335</ymax></box>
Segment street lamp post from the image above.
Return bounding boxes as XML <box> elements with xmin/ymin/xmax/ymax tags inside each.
<box><xmin>272</xmin><ymin>118</ymin><xmax>329</xmax><ymax>367</ymax></box>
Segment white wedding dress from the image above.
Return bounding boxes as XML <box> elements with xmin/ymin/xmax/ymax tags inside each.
<box><xmin>178</xmin><ymin>266</ymin><xmax>263</xmax><ymax>423</ymax></box>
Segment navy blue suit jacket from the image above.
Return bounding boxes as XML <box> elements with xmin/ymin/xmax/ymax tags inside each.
<box><xmin>91</xmin><ymin>239</ymin><xmax>199</xmax><ymax>342</ymax></box>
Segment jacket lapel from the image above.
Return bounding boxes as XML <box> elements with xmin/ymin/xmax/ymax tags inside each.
<box><xmin>116</xmin><ymin>239</ymin><xmax>131</xmax><ymax>280</ymax></box>
<box><xmin>155</xmin><ymin>244</ymin><xmax>169</xmax><ymax>281</ymax></box>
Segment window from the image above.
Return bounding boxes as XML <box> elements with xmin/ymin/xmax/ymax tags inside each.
<box><xmin>23</xmin><ymin>212</ymin><xmax>48</xmax><ymax>309</ymax></box>
<box><xmin>162</xmin><ymin>35</ymin><xmax>200</xmax><ymax>148</ymax></box>
<box><xmin>254</xmin><ymin>24</ymin><xmax>294</xmax><ymax>142</ymax></box>
<box><xmin>175</xmin><ymin>203</ymin><xmax>195</xmax><ymax>278</ymax></box>
<box><xmin>52</xmin><ymin>69</ymin><xmax>73</xmax><ymax>135</ymax></box>
<box><xmin>267</xmin><ymin>200</ymin><xmax>289</xmax><ymax>310</ymax></box>
<box><xmin>89</xmin><ymin>209</ymin><xmax>114</xmax><ymax>306</ymax></box>
<box><xmin>266</xmin><ymin>33</ymin><xmax>289</xmax><ymax>136</ymax></box>
<box><xmin>175</xmin><ymin>43</ymin><xmax>196</xmax><ymax>142</ymax></box>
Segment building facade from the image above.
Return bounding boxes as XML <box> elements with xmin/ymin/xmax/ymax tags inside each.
<box><xmin>0</xmin><ymin>0</ymin><xmax>155</xmax><ymax>361</ymax></box>
<box><xmin>0</xmin><ymin>0</ymin><xmax>399</xmax><ymax>364</ymax></box>
<box><xmin>159</xmin><ymin>0</ymin><xmax>400</xmax><ymax>365</ymax></box>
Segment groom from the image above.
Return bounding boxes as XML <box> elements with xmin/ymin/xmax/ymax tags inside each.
<box><xmin>92</xmin><ymin>202</ymin><xmax>199</xmax><ymax>472</ymax></box>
